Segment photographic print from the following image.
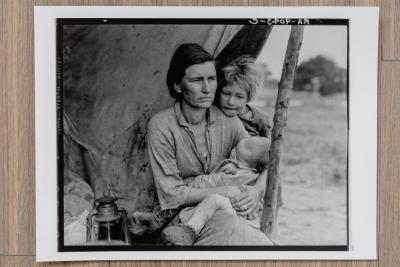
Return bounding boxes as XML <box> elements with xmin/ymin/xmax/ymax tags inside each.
<box><xmin>35</xmin><ymin>6</ymin><xmax>378</xmax><ymax>261</ymax></box>
<box><xmin>59</xmin><ymin>18</ymin><xmax>348</xmax><ymax>251</ymax></box>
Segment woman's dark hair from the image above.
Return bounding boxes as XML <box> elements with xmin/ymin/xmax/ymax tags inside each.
<box><xmin>166</xmin><ymin>43</ymin><xmax>215</xmax><ymax>99</ymax></box>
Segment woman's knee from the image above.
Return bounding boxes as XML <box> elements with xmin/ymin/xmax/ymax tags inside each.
<box><xmin>204</xmin><ymin>194</ymin><xmax>234</xmax><ymax>213</ymax></box>
<box><xmin>205</xmin><ymin>194</ymin><xmax>228</xmax><ymax>204</ymax></box>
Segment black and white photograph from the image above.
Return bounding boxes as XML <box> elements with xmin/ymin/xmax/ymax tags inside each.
<box><xmin>58</xmin><ymin>18</ymin><xmax>349</xmax><ymax>251</ymax></box>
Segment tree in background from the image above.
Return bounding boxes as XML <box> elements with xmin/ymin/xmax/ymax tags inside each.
<box><xmin>255</xmin><ymin>62</ymin><xmax>279</xmax><ymax>90</ymax></box>
<box><xmin>293</xmin><ymin>55</ymin><xmax>347</xmax><ymax>96</ymax></box>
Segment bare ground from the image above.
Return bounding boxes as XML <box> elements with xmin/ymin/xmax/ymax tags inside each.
<box><xmin>258</xmin><ymin>91</ymin><xmax>348</xmax><ymax>245</ymax></box>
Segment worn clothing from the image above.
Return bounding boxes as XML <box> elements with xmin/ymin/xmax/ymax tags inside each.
<box><xmin>238</xmin><ymin>104</ymin><xmax>283</xmax><ymax>207</ymax></box>
<box><xmin>186</xmin><ymin>158</ymin><xmax>258</xmax><ymax>188</ymax></box>
<box><xmin>180</xmin><ymin>194</ymin><xmax>237</xmax><ymax>235</ymax></box>
<box><xmin>179</xmin><ymin>159</ymin><xmax>262</xmax><ymax>230</ymax></box>
<box><xmin>147</xmin><ymin>101</ymin><xmax>249</xmax><ymax>211</ymax></box>
<box><xmin>238</xmin><ymin>104</ymin><xmax>272</xmax><ymax>139</ymax></box>
<box><xmin>193</xmin><ymin>210</ymin><xmax>273</xmax><ymax>245</ymax></box>
<box><xmin>214</xmin><ymin>158</ymin><xmax>258</xmax><ymax>176</ymax></box>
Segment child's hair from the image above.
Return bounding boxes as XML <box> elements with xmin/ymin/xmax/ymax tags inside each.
<box><xmin>237</xmin><ymin>137</ymin><xmax>270</xmax><ymax>172</ymax></box>
<box><xmin>217</xmin><ymin>55</ymin><xmax>260</xmax><ymax>101</ymax></box>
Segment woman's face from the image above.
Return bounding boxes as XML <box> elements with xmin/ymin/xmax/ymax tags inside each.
<box><xmin>176</xmin><ymin>61</ymin><xmax>217</xmax><ymax>109</ymax></box>
<box><xmin>219</xmin><ymin>83</ymin><xmax>248</xmax><ymax>117</ymax></box>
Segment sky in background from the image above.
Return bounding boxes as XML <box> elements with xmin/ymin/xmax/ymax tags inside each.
<box><xmin>257</xmin><ymin>25</ymin><xmax>348</xmax><ymax>80</ymax></box>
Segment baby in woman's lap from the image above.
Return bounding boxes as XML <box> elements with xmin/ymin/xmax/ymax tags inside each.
<box><xmin>161</xmin><ymin>136</ymin><xmax>270</xmax><ymax>245</ymax></box>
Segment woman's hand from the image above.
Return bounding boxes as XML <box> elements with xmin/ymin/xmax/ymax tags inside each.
<box><xmin>230</xmin><ymin>185</ymin><xmax>263</xmax><ymax>216</ymax></box>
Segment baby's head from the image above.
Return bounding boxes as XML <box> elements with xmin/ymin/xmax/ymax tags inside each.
<box><xmin>235</xmin><ymin>137</ymin><xmax>270</xmax><ymax>172</ymax></box>
<box><xmin>216</xmin><ymin>56</ymin><xmax>260</xmax><ymax>117</ymax></box>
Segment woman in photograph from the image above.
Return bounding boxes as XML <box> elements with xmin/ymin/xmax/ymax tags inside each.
<box><xmin>146</xmin><ymin>43</ymin><xmax>272</xmax><ymax>245</ymax></box>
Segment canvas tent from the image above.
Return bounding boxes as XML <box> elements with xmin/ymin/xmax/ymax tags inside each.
<box><xmin>62</xmin><ymin>24</ymin><xmax>273</xmax><ymax>230</ymax></box>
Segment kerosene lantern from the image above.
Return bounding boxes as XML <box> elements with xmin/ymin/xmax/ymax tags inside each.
<box><xmin>86</xmin><ymin>193</ymin><xmax>131</xmax><ymax>245</ymax></box>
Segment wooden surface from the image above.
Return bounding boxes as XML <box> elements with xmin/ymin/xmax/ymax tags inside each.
<box><xmin>0</xmin><ymin>0</ymin><xmax>395</xmax><ymax>266</ymax></box>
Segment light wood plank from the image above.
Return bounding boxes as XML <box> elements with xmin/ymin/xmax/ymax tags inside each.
<box><xmin>266</xmin><ymin>261</ymin><xmax>376</xmax><ymax>267</ymax></box>
<box><xmin>160</xmin><ymin>261</ymin><xmax>276</xmax><ymax>267</ymax></box>
<box><xmin>34</xmin><ymin>0</ymin><xmax>159</xmax><ymax>6</ymax></box>
<box><xmin>351</xmin><ymin>262</ymin><xmax>378</xmax><ymax>267</ymax></box>
<box><xmin>381</xmin><ymin>0</ymin><xmax>400</xmax><ymax>60</ymax></box>
<box><xmin>0</xmin><ymin>256</ymin><xmax>38</xmax><ymax>267</ymax></box>
<box><xmin>33</xmin><ymin>0</ymin><xmax>351</xmax><ymax>6</ymax></box>
<box><xmin>1</xmin><ymin>0</ymin><xmax>36</xmax><ymax>255</ymax></box>
<box><xmin>379</xmin><ymin>61</ymin><xmax>400</xmax><ymax>267</ymax></box>
<box><xmin>0</xmin><ymin>0</ymin><xmax>8</xmax><ymax>255</ymax></box>
<box><xmin>0</xmin><ymin>256</ymin><xmax>110</xmax><ymax>267</ymax></box>
<box><xmin>350</xmin><ymin>0</ymin><xmax>379</xmax><ymax>5</ymax></box>
<box><xmin>277</xmin><ymin>261</ymin><xmax>377</xmax><ymax>267</ymax></box>
<box><xmin>112</xmin><ymin>261</ymin><xmax>159</xmax><ymax>267</ymax></box>
<box><xmin>278</xmin><ymin>0</ymin><xmax>349</xmax><ymax>5</ymax></box>
<box><xmin>113</xmin><ymin>260</ymin><xmax>276</xmax><ymax>267</ymax></box>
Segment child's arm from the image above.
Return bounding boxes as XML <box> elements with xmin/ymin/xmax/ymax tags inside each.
<box><xmin>185</xmin><ymin>186</ymin><xmax>241</xmax><ymax>206</ymax></box>
<box><xmin>186</xmin><ymin>171</ymin><xmax>258</xmax><ymax>189</ymax></box>
<box><xmin>216</xmin><ymin>162</ymin><xmax>238</xmax><ymax>175</ymax></box>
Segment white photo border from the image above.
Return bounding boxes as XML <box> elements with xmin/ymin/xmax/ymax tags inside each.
<box><xmin>35</xmin><ymin>6</ymin><xmax>378</xmax><ymax>262</ymax></box>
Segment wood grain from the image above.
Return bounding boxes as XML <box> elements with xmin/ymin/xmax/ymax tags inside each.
<box><xmin>350</xmin><ymin>0</ymin><xmax>379</xmax><ymax>5</ymax></box>
<box><xmin>0</xmin><ymin>0</ymin><xmax>36</xmax><ymax>256</ymax></box>
<box><xmin>0</xmin><ymin>0</ymin><xmax>394</xmax><ymax>266</ymax></box>
<box><xmin>112</xmin><ymin>260</ymin><xmax>277</xmax><ymax>267</ymax></box>
<box><xmin>0</xmin><ymin>256</ymin><xmax>110</xmax><ymax>266</ymax></box>
<box><xmin>379</xmin><ymin>62</ymin><xmax>400</xmax><ymax>267</ymax></box>
<box><xmin>381</xmin><ymin>0</ymin><xmax>400</xmax><ymax>60</ymax></box>
<box><xmin>0</xmin><ymin>0</ymin><xmax>7</xmax><ymax>254</ymax></box>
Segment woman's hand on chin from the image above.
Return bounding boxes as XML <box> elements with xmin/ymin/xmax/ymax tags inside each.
<box><xmin>230</xmin><ymin>185</ymin><xmax>263</xmax><ymax>216</ymax></box>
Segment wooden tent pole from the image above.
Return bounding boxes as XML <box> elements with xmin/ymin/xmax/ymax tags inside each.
<box><xmin>261</xmin><ymin>26</ymin><xmax>305</xmax><ymax>236</ymax></box>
